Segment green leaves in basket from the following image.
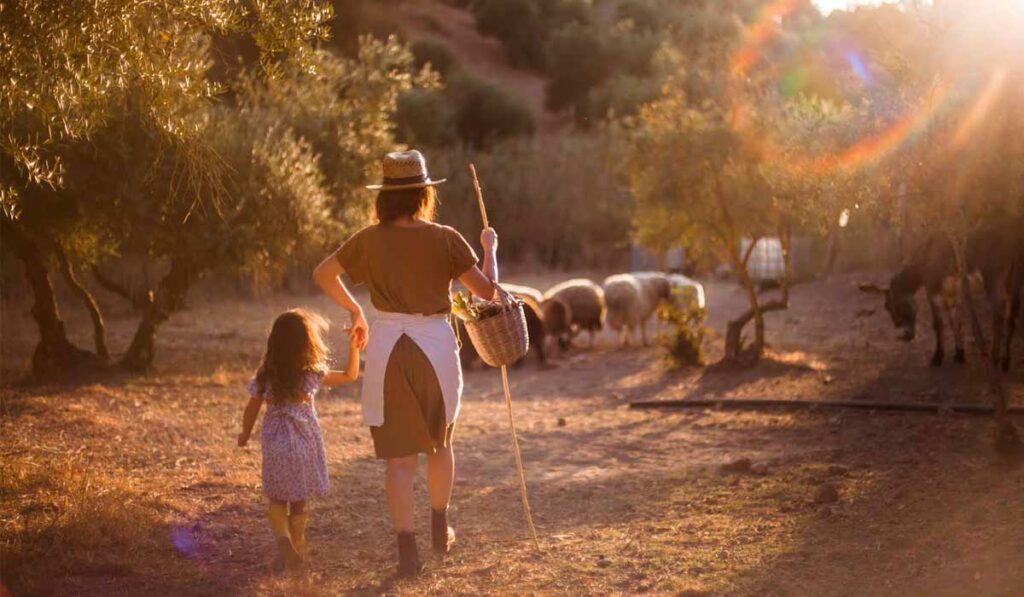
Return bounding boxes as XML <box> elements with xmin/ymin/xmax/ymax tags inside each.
<box><xmin>451</xmin><ymin>290</ymin><xmax>508</xmax><ymax>322</ymax></box>
<box><xmin>452</xmin><ymin>291</ymin><xmax>478</xmax><ymax>322</ymax></box>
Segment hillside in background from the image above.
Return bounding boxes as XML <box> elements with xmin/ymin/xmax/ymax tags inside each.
<box><xmin>390</xmin><ymin>1</ymin><xmax>566</xmax><ymax>131</ymax></box>
<box><xmin>347</xmin><ymin>0</ymin><xmax>567</xmax><ymax>132</ymax></box>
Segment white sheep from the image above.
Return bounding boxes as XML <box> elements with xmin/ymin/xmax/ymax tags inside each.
<box><xmin>602</xmin><ymin>273</ymin><xmax>650</xmax><ymax>346</ymax></box>
<box><xmin>668</xmin><ymin>273</ymin><xmax>706</xmax><ymax>310</ymax></box>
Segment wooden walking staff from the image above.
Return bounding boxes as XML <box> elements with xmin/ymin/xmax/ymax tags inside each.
<box><xmin>469</xmin><ymin>163</ymin><xmax>541</xmax><ymax>551</ymax></box>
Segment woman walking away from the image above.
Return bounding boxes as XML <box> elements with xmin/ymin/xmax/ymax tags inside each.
<box><xmin>237</xmin><ymin>309</ymin><xmax>361</xmax><ymax>573</ymax></box>
<box><xmin>313</xmin><ymin>150</ymin><xmax>498</xmax><ymax>577</ymax></box>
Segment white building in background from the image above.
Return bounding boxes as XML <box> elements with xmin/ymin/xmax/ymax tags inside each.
<box><xmin>740</xmin><ymin>238</ymin><xmax>786</xmax><ymax>282</ymax></box>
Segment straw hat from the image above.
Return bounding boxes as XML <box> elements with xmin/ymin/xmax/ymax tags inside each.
<box><xmin>365</xmin><ymin>150</ymin><xmax>447</xmax><ymax>191</ymax></box>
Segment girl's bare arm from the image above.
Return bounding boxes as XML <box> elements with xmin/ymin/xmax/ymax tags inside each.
<box><xmin>323</xmin><ymin>337</ymin><xmax>361</xmax><ymax>387</ymax></box>
<box><xmin>237</xmin><ymin>396</ymin><xmax>264</xmax><ymax>447</ymax></box>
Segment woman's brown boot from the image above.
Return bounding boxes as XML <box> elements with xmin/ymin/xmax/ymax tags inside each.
<box><xmin>431</xmin><ymin>507</ymin><xmax>455</xmax><ymax>554</ymax></box>
<box><xmin>396</xmin><ymin>532</ymin><xmax>423</xmax><ymax>577</ymax></box>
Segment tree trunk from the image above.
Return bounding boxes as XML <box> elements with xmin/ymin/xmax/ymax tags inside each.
<box><xmin>723</xmin><ymin>235</ymin><xmax>765</xmax><ymax>363</ymax></box>
<box><xmin>1</xmin><ymin>215</ymin><xmax>102</xmax><ymax>377</ymax></box>
<box><xmin>55</xmin><ymin>247</ymin><xmax>109</xmax><ymax>361</ymax></box>
<box><xmin>120</xmin><ymin>256</ymin><xmax>194</xmax><ymax>371</ymax></box>
<box><xmin>724</xmin><ymin>231</ymin><xmax>793</xmax><ymax>365</ymax></box>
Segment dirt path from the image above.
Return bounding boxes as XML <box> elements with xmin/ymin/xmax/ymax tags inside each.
<box><xmin>2</xmin><ymin>272</ymin><xmax>1023</xmax><ymax>595</ymax></box>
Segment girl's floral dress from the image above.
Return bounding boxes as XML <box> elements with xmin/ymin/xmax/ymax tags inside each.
<box><xmin>247</xmin><ymin>372</ymin><xmax>329</xmax><ymax>502</ymax></box>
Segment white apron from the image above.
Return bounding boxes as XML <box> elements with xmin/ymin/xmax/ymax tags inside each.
<box><xmin>360</xmin><ymin>311</ymin><xmax>463</xmax><ymax>427</ymax></box>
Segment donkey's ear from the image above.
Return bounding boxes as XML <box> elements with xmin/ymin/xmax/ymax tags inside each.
<box><xmin>858</xmin><ymin>283</ymin><xmax>886</xmax><ymax>294</ymax></box>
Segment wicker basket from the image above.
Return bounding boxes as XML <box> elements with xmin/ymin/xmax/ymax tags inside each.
<box><xmin>463</xmin><ymin>286</ymin><xmax>530</xmax><ymax>367</ymax></box>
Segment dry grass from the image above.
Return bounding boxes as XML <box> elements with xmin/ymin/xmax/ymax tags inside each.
<box><xmin>2</xmin><ymin>273</ymin><xmax>1024</xmax><ymax>595</ymax></box>
<box><xmin>0</xmin><ymin>440</ymin><xmax>209</xmax><ymax>595</ymax></box>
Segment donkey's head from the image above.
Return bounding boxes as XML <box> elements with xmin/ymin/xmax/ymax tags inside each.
<box><xmin>859</xmin><ymin>275</ymin><xmax>918</xmax><ymax>341</ymax></box>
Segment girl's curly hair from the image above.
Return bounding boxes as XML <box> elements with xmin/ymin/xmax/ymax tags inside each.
<box><xmin>254</xmin><ymin>309</ymin><xmax>329</xmax><ymax>405</ymax></box>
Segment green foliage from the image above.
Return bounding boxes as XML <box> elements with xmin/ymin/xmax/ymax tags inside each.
<box><xmin>447</xmin><ymin>74</ymin><xmax>535</xmax><ymax>148</ymax></box>
<box><xmin>616</xmin><ymin>0</ymin><xmax>660</xmax><ymax>32</ymax></box>
<box><xmin>0</xmin><ymin>0</ymin><xmax>433</xmax><ymax>368</ymax></box>
<box><xmin>236</xmin><ymin>38</ymin><xmax>437</xmax><ymax>229</ymax></box>
<box><xmin>544</xmin><ymin>23</ymin><xmax>611</xmax><ymax>117</ymax></box>
<box><xmin>395</xmin><ymin>89</ymin><xmax>458</xmax><ymax>147</ymax></box>
<box><xmin>207</xmin><ymin>114</ymin><xmax>336</xmax><ymax>289</ymax></box>
<box><xmin>471</xmin><ymin>0</ymin><xmax>591</xmax><ymax>69</ymax></box>
<box><xmin>430</xmin><ymin>131</ymin><xmax>630</xmax><ymax>269</ymax></box>
<box><xmin>0</xmin><ymin>0</ymin><xmax>334</xmax><ymax>216</ymax></box>
<box><xmin>657</xmin><ymin>290</ymin><xmax>707</xmax><ymax>368</ymax></box>
<box><xmin>586</xmin><ymin>74</ymin><xmax>662</xmax><ymax>121</ymax></box>
<box><xmin>411</xmin><ymin>39</ymin><xmax>458</xmax><ymax>77</ymax></box>
<box><xmin>473</xmin><ymin>0</ymin><xmax>546</xmax><ymax>69</ymax></box>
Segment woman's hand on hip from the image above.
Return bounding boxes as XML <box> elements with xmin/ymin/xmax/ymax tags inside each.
<box><xmin>481</xmin><ymin>227</ymin><xmax>497</xmax><ymax>254</ymax></box>
<box><xmin>351</xmin><ymin>310</ymin><xmax>369</xmax><ymax>350</ymax></box>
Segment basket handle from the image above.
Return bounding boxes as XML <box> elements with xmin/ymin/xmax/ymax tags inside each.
<box><xmin>493</xmin><ymin>283</ymin><xmax>518</xmax><ymax>307</ymax></box>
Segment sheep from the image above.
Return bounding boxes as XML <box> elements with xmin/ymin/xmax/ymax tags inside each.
<box><xmin>668</xmin><ymin>273</ymin><xmax>706</xmax><ymax>310</ymax></box>
<box><xmin>543</xmin><ymin>278</ymin><xmax>606</xmax><ymax>349</ymax></box>
<box><xmin>540</xmin><ymin>296</ymin><xmax>572</xmax><ymax>350</ymax></box>
<box><xmin>633</xmin><ymin>271</ymin><xmax>673</xmax><ymax>342</ymax></box>
<box><xmin>502</xmin><ymin>283</ymin><xmax>544</xmax><ymax>306</ymax></box>
<box><xmin>602</xmin><ymin>273</ymin><xmax>648</xmax><ymax>347</ymax></box>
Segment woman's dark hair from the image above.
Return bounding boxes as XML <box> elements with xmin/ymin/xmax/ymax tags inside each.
<box><xmin>375</xmin><ymin>186</ymin><xmax>437</xmax><ymax>223</ymax></box>
<box><xmin>254</xmin><ymin>309</ymin><xmax>329</xmax><ymax>405</ymax></box>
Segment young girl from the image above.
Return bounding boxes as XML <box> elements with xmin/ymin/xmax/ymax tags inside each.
<box><xmin>237</xmin><ymin>308</ymin><xmax>360</xmax><ymax>571</ymax></box>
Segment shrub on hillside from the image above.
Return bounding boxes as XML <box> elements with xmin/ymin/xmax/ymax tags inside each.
<box><xmin>429</xmin><ymin>132</ymin><xmax>631</xmax><ymax>269</ymax></box>
<box><xmin>471</xmin><ymin>0</ymin><xmax>591</xmax><ymax>70</ymax></box>
<box><xmin>544</xmin><ymin>23</ymin><xmax>611</xmax><ymax>119</ymax></box>
<box><xmin>473</xmin><ymin>0</ymin><xmax>546</xmax><ymax>69</ymax></box>
<box><xmin>411</xmin><ymin>39</ymin><xmax>457</xmax><ymax>76</ymax></box>
<box><xmin>394</xmin><ymin>89</ymin><xmax>458</xmax><ymax>147</ymax></box>
<box><xmin>586</xmin><ymin>74</ymin><xmax>662</xmax><ymax>120</ymax></box>
<box><xmin>608</xmin><ymin>27</ymin><xmax>661</xmax><ymax>76</ymax></box>
<box><xmin>447</xmin><ymin>74</ymin><xmax>535</xmax><ymax>148</ymax></box>
<box><xmin>617</xmin><ymin>0</ymin><xmax>660</xmax><ymax>31</ymax></box>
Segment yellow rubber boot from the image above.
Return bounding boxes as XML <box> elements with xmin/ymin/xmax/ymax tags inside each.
<box><xmin>267</xmin><ymin>504</ymin><xmax>302</xmax><ymax>570</ymax></box>
<box><xmin>289</xmin><ymin>512</ymin><xmax>309</xmax><ymax>558</ymax></box>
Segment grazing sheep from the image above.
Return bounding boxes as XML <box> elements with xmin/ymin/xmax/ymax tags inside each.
<box><xmin>544</xmin><ymin>278</ymin><xmax>606</xmax><ymax>349</ymax></box>
<box><xmin>502</xmin><ymin>283</ymin><xmax>544</xmax><ymax>306</ymax></box>
<box><xmin>540</xmin><ymin>297</ymin><xmax>572</xmax><ymax>349</ymax></box>
<box><xmin>633</xmin><ymin>271</ymin><xmax>673</xmax><ymax>342</ymax></box>
<box><xmin>602</xmin><ymin>273</ymin><xmax>647</xmax><ymax>347</ymax></box>
<box><xmin>668</xmin><ymin>273</ymin><xmax>706</xmax><ymax>310</ymax></box>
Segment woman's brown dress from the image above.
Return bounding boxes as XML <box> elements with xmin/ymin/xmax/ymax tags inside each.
<box><xmin>335</xmin><ymin>222</ymin><xmax>477</xmax><ymax>459</ymax></box>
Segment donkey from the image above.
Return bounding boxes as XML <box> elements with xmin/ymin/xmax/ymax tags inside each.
<box><xmin>859</xmin><ymin>220</ymin><xmax>1023</xmax><ymax>370</ymax></box>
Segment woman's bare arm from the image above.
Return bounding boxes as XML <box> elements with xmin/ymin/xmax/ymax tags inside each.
<box><xmin>312</xmin><ymin>254</ymin><xmax>368</xmax><ymax>349</ymax></box>
<box><xmin>460</xmin><ymin>267</ymin><xmax>496</xmax><ymax>300</ymax></box>
<box><xmin>458</xmin><ymin>227</ymin><xmax>498</xmax><ymax>300</ymax></box>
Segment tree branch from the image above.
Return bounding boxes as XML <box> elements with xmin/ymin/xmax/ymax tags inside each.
<box><xmin>56</xmin><ymin>248</ymin><xmax>109</xmax><ymax>360</ymax></box>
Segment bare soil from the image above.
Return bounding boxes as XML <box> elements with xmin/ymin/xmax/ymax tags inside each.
<box><xmin>2</xmin><ymin>271</ymin><xmax>1024</xmax><ymax>596</ymax></box>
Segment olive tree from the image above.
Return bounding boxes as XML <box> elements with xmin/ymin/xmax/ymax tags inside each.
<box><xmin>0</xmin><ymin>1</ymin><xmax>429</xmax><ymax>375</ymax></box>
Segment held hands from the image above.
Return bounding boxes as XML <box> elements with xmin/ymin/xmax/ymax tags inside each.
<box><xmin>350</xmin><ymin>309</ymin><xmax>369</xmax><ymax>350</ymax></box>
<box><xmin>481</xmin><ymin>227</ymin><xmax>498</xmax><ymax>254</ymax></box>
<box><xmin>346</xmin><ymin>325</ymin><xmax>364</xmax><ymax>350</ymax></box>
